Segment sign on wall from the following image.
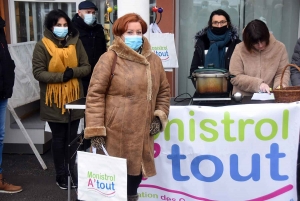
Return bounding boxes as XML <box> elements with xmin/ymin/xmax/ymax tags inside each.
<box><xmin>139</xmin><ymin>103</ymin><xmax>300</xmax><ymax>201</ymax></box>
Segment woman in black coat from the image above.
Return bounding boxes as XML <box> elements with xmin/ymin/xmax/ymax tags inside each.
<box><xmin>190</xmin><ymin>9</ymin><xmax>241</xmax><ymax>91</ymax></box>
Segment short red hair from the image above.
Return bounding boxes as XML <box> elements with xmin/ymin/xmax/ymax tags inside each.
<box><xmin>112</xmin><ymin>13</ymin><xmax>147</xmax><ymax>36</ymax></box>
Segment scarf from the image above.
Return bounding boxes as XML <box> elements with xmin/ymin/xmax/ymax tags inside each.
<box><xmin>42</xmin><ymin>37</ymin><xmax>79</xmax><ymax>114</ymax></box>
<box><xmin>205</xmin><ymin>28</ymin><xmax>231</xmax><ymax>69</ymax></box>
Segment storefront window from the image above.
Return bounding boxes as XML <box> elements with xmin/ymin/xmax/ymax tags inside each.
<box><xmin>9</xmin><ymin>0</ymin><xmax>80</xmax><ymax>43</ymax></box>
<box><xmin>177</xmin><ymin>0</ymin><xmax>300</xmax><ymax>96</ymax></box>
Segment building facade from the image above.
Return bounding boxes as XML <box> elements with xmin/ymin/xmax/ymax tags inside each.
<box><xmin>0</xmin><ymin>0</ymin><xmax>300</xmax><ymax>97</ymax></box>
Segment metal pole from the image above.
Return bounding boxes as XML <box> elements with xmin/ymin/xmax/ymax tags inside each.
<box><xmin>67</xmin><ymin>109</ymin><xmax>71</xmax><ymax>201</ymax></box>
<box><xmin>7</xmin><ymin>103</ymin><xmax>47</xmax><ymax>169</ymax></box>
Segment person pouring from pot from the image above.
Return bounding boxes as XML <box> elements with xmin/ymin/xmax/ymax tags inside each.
<box><xmin>229</xmin><ymin>19</ymin><xmax>290</xmax><ymax>96</ymax></box>
<box><xmin>190</xmin><ymin>9</ymin><xmax>241</xmax><ymax>90</ymax></box>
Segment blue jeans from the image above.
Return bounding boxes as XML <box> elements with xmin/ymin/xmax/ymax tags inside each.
<box><xmin>0</xmin><ymin>99</ymin><xmax>8</xmax><ymax>174</ymax></box>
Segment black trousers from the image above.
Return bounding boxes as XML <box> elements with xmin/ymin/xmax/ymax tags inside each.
<box><xmin>127</xmin><ymin>173</ymin><xmax>142</xmax><ymax>195</ymax></box>
<box><xmin>48</xmin><ymin>119</ymin><xmax>80</xmax><ymax>176</ymax></box>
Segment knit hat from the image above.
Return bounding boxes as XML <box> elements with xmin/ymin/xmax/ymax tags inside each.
<box><xmin>78</xmin><ymin>1</ymin><xmax>98</xmax><ymax>11</ymax></box>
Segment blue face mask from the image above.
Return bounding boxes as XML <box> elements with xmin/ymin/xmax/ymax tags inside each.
<box><xmin>84</xmin><ymin>14</ymin><xmax>96</xmax><ymax>25</ymax></box>
<box><xmin>124</xmin><ymin>35</ymin><xmax>143</xmax><ymax>51</ymax></box>
<box><xmin>53</xmin><ymin>26</ymin><xmax>68</xmax><ymax>38</ymax></box>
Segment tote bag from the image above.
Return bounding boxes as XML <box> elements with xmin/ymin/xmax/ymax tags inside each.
<box><xmin>77</xmin><ymin>148</ymin><xmax>127</xmax><ymax>201</ymax></box>
<box><xmin>150</xmin><ymin>33</ymin><xmax>179</xmax><ymax>68</ymax></box>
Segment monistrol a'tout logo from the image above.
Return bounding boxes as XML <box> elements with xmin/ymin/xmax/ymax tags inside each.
<box><xmin>152</xmin><ymin>46</ymin><xmax>169</xmax><ymax>61</ymax></box>
<box><xmin>86</xmin><ymin>171</ymin><xmax>116</xmax><ymax>197</ymax></box>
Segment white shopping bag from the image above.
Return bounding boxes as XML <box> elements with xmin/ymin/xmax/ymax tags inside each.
<box><xmin>149</xmin><ymin>23</ymin><xmax>162</xmax><ymax>33</ymax></box>
<box><xmin>77</xmin><ymin>149</ymin><xmax>127</xmax><ymax>201</ymax></box>
<box><xmin>150</xmin><ymin>33</ymin><xmax>179</xmax><ymax>68</ymax></box>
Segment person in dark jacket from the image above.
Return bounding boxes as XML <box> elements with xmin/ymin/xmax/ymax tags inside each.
<box><xmin>190</xmin><ymin>9</ymin><xmax>241</xmax><ymax>92</ymax></box>
<box><xmin>32</xmin><ymin>9</ymin><xmax>91</xmax><ymax>190</ymax></box>
<box><xmin>290</xmin><ymin>37</ymin><xmax>300</xmax><ymax>86</ymax></box>
<box><xmin>0</xmin><ymin>16</ymin><xmax>22</xmax><ymax>193</ymax></box>
<box><xmin>72</xmin><ymin>1</ymin><xmax>107</xmax><ymax>96</ymax></box>
<box><xmin>289</xmin><ymin>37</ymin><xmax>300</xmax><ymax>196</ymax></box>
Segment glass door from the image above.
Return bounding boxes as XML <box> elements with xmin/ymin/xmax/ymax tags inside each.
<box><xmin>176</xmin><ymin>0</ymin><xmax>300</xmax><ymax>97</ymax></box>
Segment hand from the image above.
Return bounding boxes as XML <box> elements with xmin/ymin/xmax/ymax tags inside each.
<box><xmin>63</xmin><ymin>67</ymin><xmax>73</xmax><ymax>82</ymax></box>
<box><xmin>91</xmin><ymin>136</ymin><xmax>106</xmax><ymax>150</ymax></box>
<box><xmin>150</xmin><ymin>117</ymin><xmax>162</xmax><ymax>136</ymax></box>
<box><xmin>259</xmin><ymin>83</ymin><xmax>271</xmax><ymax>94</ymax></box>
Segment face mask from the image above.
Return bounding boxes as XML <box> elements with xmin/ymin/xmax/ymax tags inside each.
<box><xmin>124</xmin><ymin>35</ymin><xmax>143</xmax><ymax>51</ymax></box>
<box><xmin>211</xmin><ymin>26</ymin><xmax>228</xmax><ymax>35</ymax></box>
<box><xmin>53</xmin><ymin>26</ymin><xmax>68</xmax><ymax>38</ymax></box>
<box><xmin>84</xmin><ymin>14</ymin><xmax>96</xmax><ymax>25</ymax></box>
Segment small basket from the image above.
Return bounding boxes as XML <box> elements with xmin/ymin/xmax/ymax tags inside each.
<box><xmin>273</xmin><ymin>64</ymin><xmax>300</xmax><ymax>103</ymax></box>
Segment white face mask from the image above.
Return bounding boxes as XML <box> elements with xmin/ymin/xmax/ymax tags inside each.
<box><xmin>84</xmin><ymin>13</ymin><xmax>96</xmax><ymax>25</ymax></box>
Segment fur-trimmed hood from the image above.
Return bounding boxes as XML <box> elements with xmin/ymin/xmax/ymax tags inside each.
<box><xmin>195</xmin><ymin>26</ymin><xmax>239</xmax><ymax>41</ymax></box>
<box><xmin>109</xmin><ymin>36</ymin><xmax>153</xmax><ymax>65</ymax></box>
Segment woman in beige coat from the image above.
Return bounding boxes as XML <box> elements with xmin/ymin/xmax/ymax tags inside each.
<box><xmin>84</xmin><ymin>13</ymin><xmax>170</xmax><ymax>201</ymax></box>
<box><xmin>229</xmin><ymin>19</ymin><xmax>290</xmax><ymax>96</ymax></box>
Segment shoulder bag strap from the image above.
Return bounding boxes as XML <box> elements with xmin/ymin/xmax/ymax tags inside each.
<box><xmin>105</xmin><ymin>51</ymin><xmax>117</xmax><ymax>95</ymax></box>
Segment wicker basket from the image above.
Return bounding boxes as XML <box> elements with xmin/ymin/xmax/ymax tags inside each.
<box><xmin>273</xmin><ymin>64</ymin><xmax>300</xmax><ymax>103</ymax></box>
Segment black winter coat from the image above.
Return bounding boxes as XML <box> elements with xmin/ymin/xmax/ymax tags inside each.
<box><xmin>72</xmin><ymin>14</ymin><xmax>107</xmax><ymax>96</ymax></box>
<box><xmin>290</xmin><ymin>37</ymin><xmax>300</xmax><ymax>86</ymax></box>
<box><xmin>190</xmin><ymin>27</ymin><xmax>241</xmax><ymax>91</ymax></box>
<box><xmin>190</xmin><ymin>27</ymin><xmax>241</xmax><ymax>75</ymax></box>
<box><xmin>0</xmin><ymin>17</ymin><xmax>15</xmax><ymax>99</ymax></box>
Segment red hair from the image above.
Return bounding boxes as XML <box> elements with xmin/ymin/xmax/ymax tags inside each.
<box><xmin>112</xmin><ymin>13</ymin><xmax>147</xmax><ymax>36</ymax></box>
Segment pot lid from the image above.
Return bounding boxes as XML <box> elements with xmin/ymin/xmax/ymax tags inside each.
<box><xmin>192</xmin><ymin>73</ymin><xmax>228</xmax><ymax>78</ymax></box>
<box><xmin>193</xmin><ymin>68</ymin><xmax>228</xmax><ymax>74</ymax></box>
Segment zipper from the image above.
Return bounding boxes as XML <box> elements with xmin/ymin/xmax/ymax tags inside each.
<box><xmin>259</xmin><ymin>51</ymin><xmax>262</xmax><ymax>78</ymax></box>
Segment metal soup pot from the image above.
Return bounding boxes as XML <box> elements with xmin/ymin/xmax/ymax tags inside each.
<box><xmin>191</xmin><ymin>68</ymin><xmax>230</xmax><ymax>94</ymax></box>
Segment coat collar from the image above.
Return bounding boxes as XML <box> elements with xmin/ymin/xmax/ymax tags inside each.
<box><xmin>109</xmin><ymin>36</ymin><xmax>152</xmax><ymax>65</ymax></box>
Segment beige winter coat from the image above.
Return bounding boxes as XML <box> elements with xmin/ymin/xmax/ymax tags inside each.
<box><xmin>229</xmin><ymin>34</ymin><xmax>290</xmax><ymax>96</ymax></box>
<box><xmin>84</xmin><ymin>36</ymin><xmax>170</xmax><ymax>177</ymax></box>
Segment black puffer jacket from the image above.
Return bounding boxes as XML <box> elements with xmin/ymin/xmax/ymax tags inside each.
<box><xmin>72</xmin><ymin>14</ymin><xmax>107</xmax><ymax>95</ymax></box>
<box><xmin>190</xmin><ymin>27</ymin><xmax>241</xmax><ymax>91</ymax></box>
<box><xmin>0</xmin><ymin>17</ymin><xmax>15</xmax><ymax>99</ymax></box>
<box><xmin>290</xmin><ymin>38</ymin><xmax>300</xmax><ymax>86</ymax></box>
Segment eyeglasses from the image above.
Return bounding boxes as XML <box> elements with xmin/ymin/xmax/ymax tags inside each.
<box><xmin>212</xmin><ymin>20</ymin><xmax>227</xmax><ymax>26</ymax></box>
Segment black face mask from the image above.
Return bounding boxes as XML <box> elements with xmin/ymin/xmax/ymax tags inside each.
<box><xmin>211</xmin><ymin>26</ymin><xmax>228</xmax><ymax>35</ymax></box>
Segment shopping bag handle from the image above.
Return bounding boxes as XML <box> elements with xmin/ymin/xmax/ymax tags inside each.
<box><xmin>92</xmin><ymin>145</ymin><xmax>110</xmax><ymax>156</ymax></box>
<box><xmin>101</xmin><ymin>144</ymin><xmax>109</xmax><ymax>156</ymax></box>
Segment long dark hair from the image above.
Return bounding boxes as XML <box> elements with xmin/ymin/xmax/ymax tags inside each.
<box><xmin>243</xmin><ymin>19</ymin><xmax>270</xmax><ymax>52</ymax></box>
<box><xmin>44</xmin><ymin>9</ymin><xmax>74</xmax><ymax>35</ymax></box>
<box><xmin>208</xmin><ymin>9</ymin><xmax>232</xmax><ymax>28</ymax></box>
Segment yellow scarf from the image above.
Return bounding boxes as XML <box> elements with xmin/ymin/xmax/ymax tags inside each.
<box><xmin>42</xmin><ymin>37</ymin><xmax>79</xmax><ymax>114</ymax></box>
